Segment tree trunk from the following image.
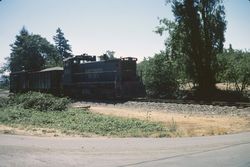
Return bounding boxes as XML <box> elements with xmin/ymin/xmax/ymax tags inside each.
<box><xmin>196</xmin><ymin>64</ymin><xmax>216</xmax><ymax>98</ymax></box>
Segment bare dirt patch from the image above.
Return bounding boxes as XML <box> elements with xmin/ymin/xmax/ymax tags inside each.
<box><xmin>88</xmin><ymin>106</ymin><xmax>250</xmax><ymax>137</ymax></box>
<box><xmin>0</xmin><ymin>125</ymin><xmax>71</xmax><ymax>137</ymax></box>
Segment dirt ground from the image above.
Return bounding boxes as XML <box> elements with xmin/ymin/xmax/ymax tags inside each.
<box><xmin>89</xmin><ymin>106</ymin><xmax>250</xmax><ymax>137</ymax></box>
<box><xmin>0</xmin><ymin>125</ymin><xmax>71</xmax><ymax>137</ymax></box>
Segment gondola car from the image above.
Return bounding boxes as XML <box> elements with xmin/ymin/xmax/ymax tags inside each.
<box><xmin>10</xmin><ymin>67</ymin><xmax>63</xmax><ymax>95</ymax></box>
<box><xmin>10</xmin><ymin>54</ymin><xmax>145</xmax><ymax>99</ymax></box>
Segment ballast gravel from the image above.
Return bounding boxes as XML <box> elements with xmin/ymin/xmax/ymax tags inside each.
<box><xmin>74</xmin><ymin>101</ymin><xmax>250</xmax><ymax>117</ymax></box>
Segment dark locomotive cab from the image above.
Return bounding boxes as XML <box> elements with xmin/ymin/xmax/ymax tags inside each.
<box><xmin>63</xmin><ymin>54</ymin><xmax>145</xmax><ymax>98</ymax></box>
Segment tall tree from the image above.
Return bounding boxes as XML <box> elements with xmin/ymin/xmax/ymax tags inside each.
<box><xmin>53</xmin><ymin>28</ymin><xmax>72</xmax><ymax>60</ymax></box>
<box><xmin>159</xmin><ymin>0</ymin><xmax>227</xmax><ymax>94</ymax></box>
<box><xmin>8</xmin><ymin>27</ymin><xmax>58</xmax><ymax>72</ymax></box>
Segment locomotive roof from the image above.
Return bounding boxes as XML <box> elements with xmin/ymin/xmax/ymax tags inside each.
<box><xmin>64</xmin><ymin>55</ymin><xmax>137</xmax><ymax>62</ymax></box>
<box><xmin>40</xmin><ymin>67</ymin><xmax>63</xmax><ymax>72</ymax></box>
<box><xmin>10</xmin><ymin>67</ymin><xmax>63</xmax><ymax>74</ymax></box>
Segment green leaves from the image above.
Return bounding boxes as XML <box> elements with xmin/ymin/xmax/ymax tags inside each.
<box><xmin>9</xmin><ymin>27</ymin><xmax>59</xmax><ymax>72</ymax></box>
<box><xmin>138</xmin><ymin>52</ymin><xmax>179</xmax><ymax>98</ymax></box>
<box><xmin>217</xmin><ymin>49</ymin><xmax>250</xmax><ymax>93</ymax></box>
<box><xmin>159</xmin><ymin>0</ymin><xmax>227</xmax><ymax>93</ymax></box>
<box><xmin>53</xmin><ymin>28</ymin><xmax>72</xmax><ymax>60</ymax></box>
<box><xmin>8</xmin><ymin>92</ymin><xmax>71</xmax><ymax>112</ymax></box>
<box><xmin>7</xmin><ymin>27</ymin><xmax>72</xmax><ymax>72</ymax></box>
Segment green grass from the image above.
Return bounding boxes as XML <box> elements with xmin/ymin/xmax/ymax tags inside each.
<box><xmin>0</xmin><ymin>106</ymin><xmax>170</xmax><ymax>137</ymax></box>
<box><xmin>8</xmin><ymin>92</ymin><xmax>71</xmax><ymax>111</ymax></box>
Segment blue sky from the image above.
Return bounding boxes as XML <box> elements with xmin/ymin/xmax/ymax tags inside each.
<box><xmin>0</xmin><ymin>0</ymin><xmax>250</xmax><ymax>67</ymax></box>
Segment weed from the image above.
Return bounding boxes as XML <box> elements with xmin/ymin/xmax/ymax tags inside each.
<box><xmin>146</xmin><ymin>110</ymin><xmax>152</xmax><ymax>121</ymax></box>
<box><xmin>168</xmin><ymin>117</ymin><xmax>178</xmax><ymax>133</ymax></box>
<box><xmin>0</xmin><ymin>97</ymin><xmax>8</xmax><ymax>108</ymax></box>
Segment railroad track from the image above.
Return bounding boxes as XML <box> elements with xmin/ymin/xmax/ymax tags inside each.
<box><xmin>77</xmin><ymin>98</ymin><xmax>250</xmax><ymax>108</ymax></box>
<box><xmin>133</xmin><ymin>98</ymin><xmax>250</xmax><ymax>108</ymax></box>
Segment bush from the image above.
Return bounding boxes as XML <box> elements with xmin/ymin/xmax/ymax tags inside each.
<box><xmin>0</xmin><ymin>97</ymin><xmax>8</xmax><ymax>108</ymax></box>
<box><xmin>138</xmin><ymin>52</ymin><xmax>179</xmax><ymax>98</ymax></box>
<box><xmin>217</xmin><ymin>49</ymin><xmax>250</xmax><ymax>93</ymax></box>
<box><xmin>9</xmin><ymin>92</ymin><xmax>70</xmax><ymax>111</ymax></box>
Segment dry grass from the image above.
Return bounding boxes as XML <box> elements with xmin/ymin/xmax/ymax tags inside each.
<box><xmin>0</xmin><ymin>124</ymin><xmax>66</xmax><ymax>137</ymax></box>
<box><xmin>90</xmin><ymin>106</ymin><xmax>250</xmax><ymax>137</ymax></box>
<box><xmin>216</xmin><ymin>83</ymin><xmax>250</xmax><ymax>91</ymax></box>
<box><xmin>180</xmin><ymin>82</ymin><xmax>250</xmax><ymax>91</ymax></box>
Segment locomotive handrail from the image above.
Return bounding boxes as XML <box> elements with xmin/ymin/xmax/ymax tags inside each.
<box><xmin>73</xmin><ymin>81</ymin><xmax>117</xmax><ymax>85</ymax></box>
<box><xmin>73</xmin><ymin>71</ymin><xmax>117</xmax><ymax>75</ymax></box>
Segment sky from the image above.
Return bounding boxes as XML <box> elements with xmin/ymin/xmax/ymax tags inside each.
<box><xmin>0</xmin><ymin>0</ymin><xmax>250</xmax><ymax>67</ymax></box>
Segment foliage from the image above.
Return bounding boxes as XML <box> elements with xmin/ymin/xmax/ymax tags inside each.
<box><xmin>0</xmin><ymin>75</ymin><xmax>9</xmax><ymax>89</ymax></box>
<box><xmin>8</xmin><ymin>27</ymin><xmax>59</xmax><ymax>72</ymax></box>
<box><xmin>8</xmin><ymin>92</ymin><xmax>71</xmax><ymax>112</ymax></box>
<box><xmin>0</xmin><ymin>97</ymin><xmax>8</xmax><ymax>108</ymax></box>
<box><xmin>138</xmin><ymin>51</ymin><xmax>179</xmax><ymax>98</ymax></box>
<box><xmin>0</xmin><ymin>107</ymin><xmax>170</xmax><ymax>137</ymax></box>
<box><xmin>53</xmin><ymin>28</ymin><xmax>72</xmax><ymax>61</ymax></box>
<box><xmin>157</xmin><ymin>0</ymin><xmax>227</xmax><ymax>94</ymax></box>
<box><xmin>168</xmin><ymin>117</ymin><xmax>178</xmax><ymax>133</ymax></box>
<box><xmin>217</xmin><ymin>48</ymin><xmax>250</xmax><ymax>93</ymax></box>
<box><xmin>155</xmin><ymin>19</ymin><xmax>193</xmax><ymax>87</ymax></box>
<box><xmin>99</xmin><ymin>50</ymin><xmax>116</xmax><ymax>60</ymax></box>
<box><xmin>105</xmin><ymin>50</ymin><xmax>115</xmax><ymax>59</ymax></box>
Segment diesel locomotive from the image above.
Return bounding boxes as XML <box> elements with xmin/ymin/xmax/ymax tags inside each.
<box><xmin>10</xmin><ymin>54</ymin><xmax>146</xmax><ymax>99</ymax></box>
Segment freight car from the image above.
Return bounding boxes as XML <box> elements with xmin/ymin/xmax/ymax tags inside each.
<box><xmin>10</xmin><ymin>67</ymin><xmax>63</xmax><ymax>95</ymax></box>
<box><xmin>10</xmin><ymin>54</ymin><xmax>145</xmax><ymax>99</ymax></box>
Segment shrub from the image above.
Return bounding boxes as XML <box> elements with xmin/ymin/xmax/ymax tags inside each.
<box><xmin>9</xmin><ymin>92</ymin><xmax>70</xmax><ymax>111</ymax></box>
<box><xmin>138</xmin><ymin>52</ymin><xmax>179</xmax><ymax>98</ymax></box>
<box><xmin>217</xmin><ymin>49</ymin><xmax>250</xmax><ymax>93</ymax></box>
<box><xmin>0</xmin><ymin>97</ymin><xmax>8</xmax><ymax>108</ymax></box>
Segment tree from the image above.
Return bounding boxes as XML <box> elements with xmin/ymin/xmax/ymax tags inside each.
<box><xmin>8</xmin><ymin>27</ymin><xmax>58</xmax><ymax>72</ymax></box>
<box><xmin>137</xmin><ymin>51</ymin><xmax>179</xmax><ymax>98</ymax></box>
<box><xmin>105</xmin><ymin>50</ymin><xmax>115</xmax><ymax>59</ymax></box>
<box><xmin>53</xmin><ymin>28</ymin><xmax>72</xmax><ymax>60</ymax></box>
<box><xmin>0</xmin><ymin>75</ymin><xmax>9</xmax><ymax>89</ymax></box>
<box><xmin>99</xmin><ymin>50</ymin><xmax>116</xmax><ymax>61</ymax></box>
<box><xmin>155</xmin><ymin>19</ymin><xmax>193</xmax><ymax>87</ymax></box>
<box><xmin>158</xmin><ymin>0</ymin><xmax>227</xmax><ymax>95</ymax></box>
<box><xmin>217</xmin><ymin>47</ymin><xmax>250</xmax><ymax>93</ymax></box>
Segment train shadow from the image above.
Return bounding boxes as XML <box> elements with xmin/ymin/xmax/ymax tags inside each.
<box><xmin>71</xmin><ymin>97</ymin><xmax>131</xmax><ymax>105</ymax></box>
